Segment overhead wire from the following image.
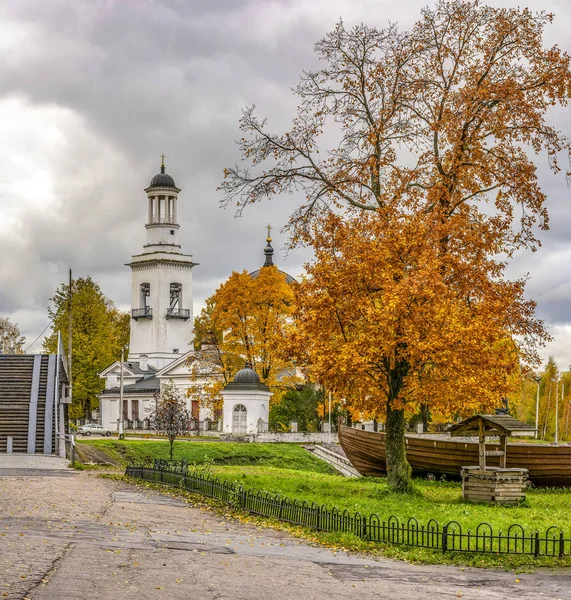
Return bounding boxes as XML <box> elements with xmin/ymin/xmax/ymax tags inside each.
<box><xmin>23</xmin><ymin>319</ymin><xmax>54</xmax><ymax>353</ymax></box>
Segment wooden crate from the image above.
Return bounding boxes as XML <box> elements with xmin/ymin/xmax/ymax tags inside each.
<box><xmin>461</xmin><ymin>467</ymin><xmax>528</xmax><ymax>504</ymax></box>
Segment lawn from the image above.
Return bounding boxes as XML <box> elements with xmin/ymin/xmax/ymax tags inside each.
<box><xmin>77</xmin><ymin>439</ymin><xmax>337</xmax><ymax>474</ymax></box>
<box><xmin>207</xmin><ymin>465</ymin><xmax>571</xmax><ymax>536</ymax></box>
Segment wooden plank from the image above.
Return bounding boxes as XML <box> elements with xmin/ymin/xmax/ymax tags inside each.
<box><xmin>500</xmin><ymin>435</ymin><xmax>507</xmax><ymax>468</ymax></box>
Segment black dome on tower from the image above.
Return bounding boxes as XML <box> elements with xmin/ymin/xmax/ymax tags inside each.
<box><xmin>147</xmin><ymin>155</ymin><xmax>178</xmax><ymax>189</ymax></box>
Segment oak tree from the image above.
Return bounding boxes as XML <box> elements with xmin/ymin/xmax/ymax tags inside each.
<box><xmin>294</xmin><ymin>211</ymin><xmax>543</xmax><ymax>489</ymax></box>
<box><xmin>222</xmin><ymin>1</ymin><xmax>570</xmax><ymax>490</ymax></box>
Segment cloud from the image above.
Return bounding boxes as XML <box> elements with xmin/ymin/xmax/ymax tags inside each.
<box><xmin>0</xmin><ymin>0</ymin><xmax>570</xmax><ymax>372</ymax></box>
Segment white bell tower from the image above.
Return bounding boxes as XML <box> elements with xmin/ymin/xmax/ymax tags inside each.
<box><xmin>127</xmin><ymin>156</ymin><xmax>197</xmax><ymax>369</ymax></box>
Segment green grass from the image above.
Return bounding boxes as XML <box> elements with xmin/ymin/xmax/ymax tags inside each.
<box><xmin>77</xmin><ymin>439</ymin><xmax>337</xmax><ymax>474</ymax></box>
<box><xmin>208</xmin><ymin>465</ymin><xmax>571</xmax><ymax>535</ymax></box>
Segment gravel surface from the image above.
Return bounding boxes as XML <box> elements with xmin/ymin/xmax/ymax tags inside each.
<box><xmin>0</xmin><ymin>463</ymin><xmax>570</xmax><ymax>599</ymax></box>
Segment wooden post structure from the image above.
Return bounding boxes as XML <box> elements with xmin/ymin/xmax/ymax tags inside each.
<box><xmin>499</xmin><ymin>435</ymin><xmax>507</xmax><ymax>468</ymax></box>
<box><xmin>450</xmin><ymin>414</ymin><xmax>535</xmax><ymax>504</ymax></box>
<box><xmin>478</xmin><ymin>417</ymin><xmax>486</xmax><ymax>470</ymax></box>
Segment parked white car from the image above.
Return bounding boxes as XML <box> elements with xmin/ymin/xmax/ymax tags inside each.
<box><xmin>77</xmin><ymin>424</ymin><xmax>112</xmax><ymax>437</ymax></box>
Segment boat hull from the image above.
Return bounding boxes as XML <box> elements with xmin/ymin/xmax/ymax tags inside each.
<box><xmin>338</xmin><ymin>424</ymin><xmax>571</xmax><ymax>487</ymax></box>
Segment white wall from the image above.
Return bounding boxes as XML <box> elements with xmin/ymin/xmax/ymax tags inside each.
<box><xmin>221</xmin><ymin>389</ymin><xmax>271</xmax><ymax>435</ymax></box>
<box><xmin>129</xmin><ymin>254</ymin><xmax>195</xmax><ymax>369</ymax></box>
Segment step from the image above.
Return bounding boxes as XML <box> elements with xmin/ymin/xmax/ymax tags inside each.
<box><xmin>304</xmin><ymin>445</ymin><xmax>361</xmax><ymax>477</ymax></box>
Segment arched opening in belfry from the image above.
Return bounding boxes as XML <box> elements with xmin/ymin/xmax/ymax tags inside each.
<box><xmin>170</xmin><ymin>282</ymin><xmax>182</xmax><ymax>309</ymax></box>
<box><xmin>140</xmin><ymin>283</ymin><xmax>150</xmax><ymax>309</ymax></box>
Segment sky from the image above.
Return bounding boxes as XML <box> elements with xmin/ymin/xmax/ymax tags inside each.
<box><xmin>0</xmin><ymin>0</ymin><xmax>570</xmax><ymax>371</ymax></box>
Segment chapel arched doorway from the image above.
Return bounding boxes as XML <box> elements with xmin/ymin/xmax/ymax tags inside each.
<box><xmin>232</xmin><ymin>404</ymin><xmax>247</xmax><ymax>435</ymax></box>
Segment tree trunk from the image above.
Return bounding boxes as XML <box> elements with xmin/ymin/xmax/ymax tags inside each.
<box><xmin>169</xmin><ymin>439</ymin><xmax>174</xmax><ymax>461</ymax></box>
<box><xmin>420</xmin><ymin>402</ymin><xmax>430</xmax><ymax>430</ymax></box>
<box><xmin>385</xmin><ymin>400</ymin><xmax>412</xmax><ymax>492</ymax></box>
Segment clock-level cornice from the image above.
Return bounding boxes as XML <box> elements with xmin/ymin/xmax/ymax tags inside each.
<box><xmin>127</xmin><ymin>252</ymin><xmax>198</xmax><ymax>271</ymax></box>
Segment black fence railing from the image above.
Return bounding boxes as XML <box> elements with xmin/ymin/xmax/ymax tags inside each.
<box><xmin>125</xmin><ymin>461</ymin><xmax>570</xmax><ymax>558</ymax></box>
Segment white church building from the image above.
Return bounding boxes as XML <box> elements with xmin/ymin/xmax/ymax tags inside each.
<box><xmin>99</xmin><ymin>159</ymin><xmax>215</xmax><ymax>430</ymax></box>
<box><xmin>98</xmin><ymin>159</ymin><xmax>281</xmax><ymax>434</ymax></box>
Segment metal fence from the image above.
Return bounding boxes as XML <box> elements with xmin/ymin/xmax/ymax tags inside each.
<box><xmin>125</xmin><ymin>460</ymin><xmax>570</xmax><ymax>558</ymax></box>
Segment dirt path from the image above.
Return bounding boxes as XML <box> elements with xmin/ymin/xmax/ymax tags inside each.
<box><xmin>0</xmin><ymin>469</ymin><xmax>570</xmax><ymax>599</ymax></box>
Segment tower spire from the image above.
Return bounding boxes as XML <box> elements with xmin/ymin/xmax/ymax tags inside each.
<box><xmin>263</xmin><ymin>224</ymin><xmax>274</xmax><ymax>267</ymax></box>
<box><xmin>160</xmin><ymin>153</ymin><xmax>165</xmax><ymax>173</ymax></box>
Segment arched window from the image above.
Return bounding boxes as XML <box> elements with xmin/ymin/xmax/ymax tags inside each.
<box><xmin>140</xmin><ymin>283</ymin><xmax>150</xmax><ymax>308</ymax></box>
<box><xmin>232</xmin><ymin>404</ymin><xmax>247</xmax><ymax>435</ymax></box>
<box><xmin>170</xmin><ymin>282</ymin><xmax>182</xmax><ymax>309</ymax></box>
<box><xmin>140</xmin><ymin>283</ymin><xmax>150</xmax><ymax>307</ymax></box>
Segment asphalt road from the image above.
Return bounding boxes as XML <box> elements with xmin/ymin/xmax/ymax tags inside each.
<box><xmin>0</xmin><ymin>459</ymin><xmax>570</xmax><ymax>599</ymax></box>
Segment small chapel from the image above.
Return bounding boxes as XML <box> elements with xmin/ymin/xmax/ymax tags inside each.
<box><xmin>98</xmin><ymin>159</ymin><xmax>294</xmax><ymax>434</ymax></box>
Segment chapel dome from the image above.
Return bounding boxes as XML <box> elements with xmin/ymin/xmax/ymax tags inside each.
<box><xmin>233</xmin><ymin>363</ymin><xmax>261</xmax><ymax>384</ymax></box>
<box><xmin>149</xmin><ymin>168</ymin><xmax>177</xmax><ymax>189</ymax></box>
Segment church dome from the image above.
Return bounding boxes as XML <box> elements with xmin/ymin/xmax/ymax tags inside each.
<box><xmin>147</xmin><ymin>156</ymin><xmax>178</xmax><ymax>189</ymax></box>
<box><xmin>249</xmin><ymin>227</ymin><xmax>297</xmax><ymax>284</ymax></box>
<box><xmin>149</xmin><ymin>170</ymin><xmax>176</xmax><ymax>188</ymax></box>
<box><xmin>233</xmin><ymin>363</ymin><xmax>260</xmax><ymax>384</ymax></box>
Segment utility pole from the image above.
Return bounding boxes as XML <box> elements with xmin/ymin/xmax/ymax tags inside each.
<box><xmin>67</xmin><ymin>269</ymin><xmax>73</xmax><ymax>407</ymax></box>
<box><xmin>119</xmin><ymin>346</ymin><xmax>125</xmax><ymax>440</ymax></box>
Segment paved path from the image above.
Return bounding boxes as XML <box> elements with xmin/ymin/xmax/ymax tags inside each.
<box><xmin>0</xmin><ymin>468</ymin><xmax>570</xmax><ymax>599</ymax></box>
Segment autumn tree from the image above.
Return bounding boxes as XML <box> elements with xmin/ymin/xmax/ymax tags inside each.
<box><xmin>149</xmin><ymin>380</ymin><xmax>192</xmax><ymax>461</ymax></box>
<box><xmin>293</xmin><ymin>211</ymin><xmax>543</xmax><ymax>489</ymax></box>
<box><xmin>191</xmin><ymin>266</ymin><xmax>301</xmax><ymax>410</ymax></box>
<box><xmin>0</xmin><ymin>317</ymin><xmax>26</xmax><ymax>354</ymax></box>
<box><xmin>221</xmin><ymin>1</ymin><xmax>570</xmax><ymax>490</ymax></box>
<box><xmin>43</xmin><ymin>276</ymin><xmax>130</xmax><ymax>420</ymax></box>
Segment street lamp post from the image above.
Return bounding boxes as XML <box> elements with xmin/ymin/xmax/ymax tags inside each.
<box><xmin>534</xmin><ymin>375</ymin><xmax>541</xmax><ymax>439</ymax></box>
<box><xmin>119</xmin><ymin>346</ymin><xmax>125</xmax><ymax>440</ymax></box>
<box><xmin>328</xmin><ymin>391</ymin><xmax>332</xmax><ymax>445</ymax></box>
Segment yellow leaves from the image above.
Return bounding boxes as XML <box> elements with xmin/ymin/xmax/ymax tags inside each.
<box><xmin>193</xmin><ymin>265</ymin><xmax>302</xmax><ymax>406</ymax></box>
<box><xmin>297</xmin><ymin>208</ymin><xmax>537</xmax><ymax>418</ymax></box>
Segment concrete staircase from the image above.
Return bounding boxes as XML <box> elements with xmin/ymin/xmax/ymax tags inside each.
<box><xmin>304</xmin><ymin>444</ymin><xmax>361</xmax><ymax>477</ymax></box>
<box><xmin>0</xmin><ymin>355</ymin><xmax>57</xmax><ymax>454</ymax></box>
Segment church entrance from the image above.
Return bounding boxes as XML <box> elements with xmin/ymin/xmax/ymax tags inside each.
<box><xmin>232</xmin><ymin>404</ymin><xmax>247</xmax><ymax>435</ymax></box>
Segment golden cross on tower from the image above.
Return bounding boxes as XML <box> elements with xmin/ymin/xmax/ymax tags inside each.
<box><xmin>266</xmin><ymin>223</ymin><xmax>272</xmax><ymax>242</ymax></box>
<box><xmin>160</xmin><ymin>153</ymin><xmax>165</xmax><ymax>168</ymax></box>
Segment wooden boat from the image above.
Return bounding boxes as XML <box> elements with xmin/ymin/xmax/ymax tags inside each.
<box><xmin>338</xmin><ymin>424</ymin><xmax>571</xmax><ymax>487</ymax></box>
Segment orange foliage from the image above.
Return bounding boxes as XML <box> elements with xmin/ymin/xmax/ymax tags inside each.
<box><xmin>294</xmin><ymin>210</ymin><xmax>544</xmax><ymax>420</ymax></box>
<box><xmin>192</xmin><ymin>266</ymin><xmax>301</xmax><ymax>409</ymax></box>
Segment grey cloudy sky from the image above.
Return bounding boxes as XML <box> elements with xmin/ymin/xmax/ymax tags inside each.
<box><xmin>0</xmin><ymin>0</ymin><xmax>570</xmax><ymax>371</ymax></box>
